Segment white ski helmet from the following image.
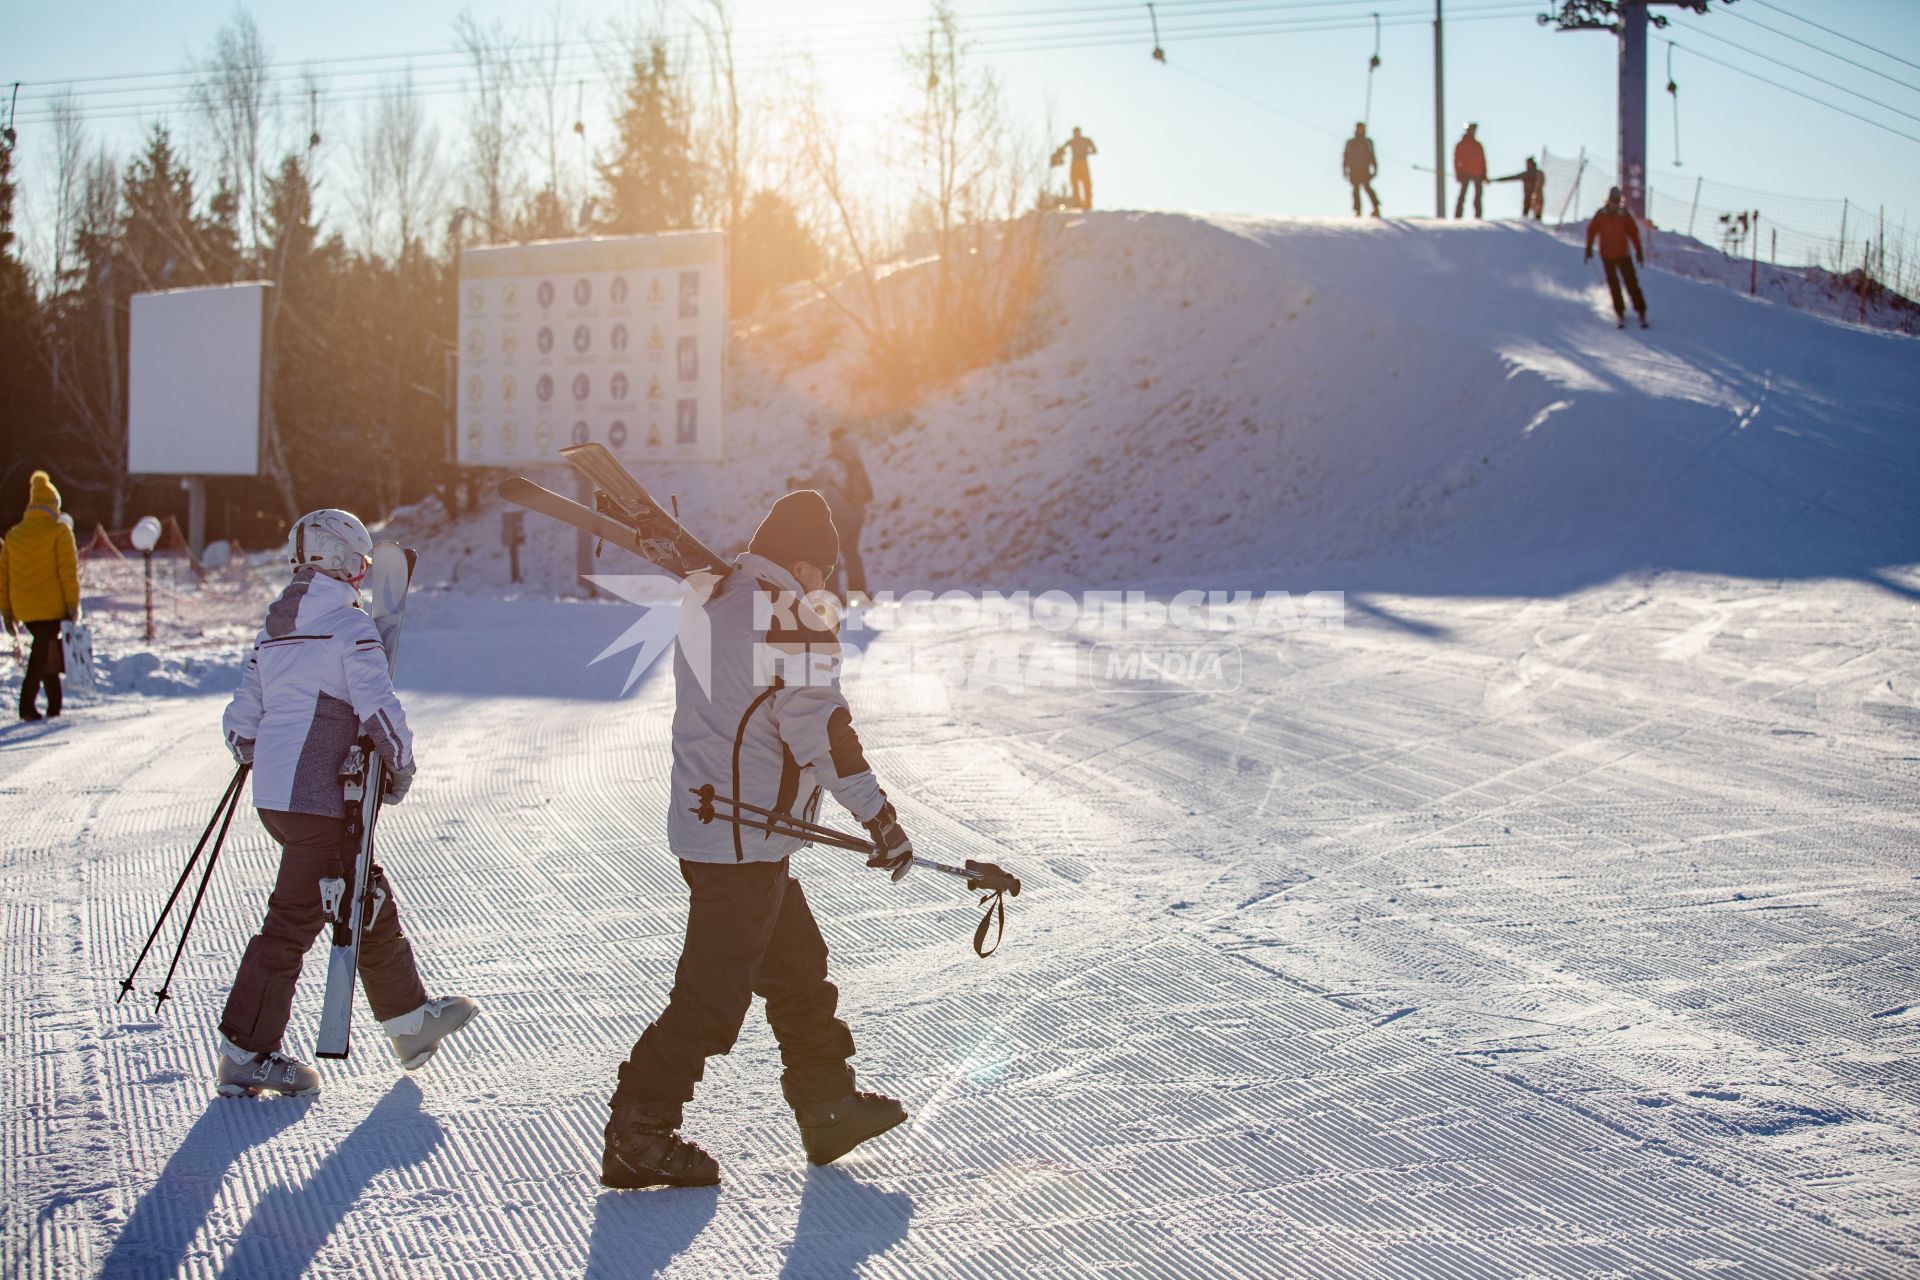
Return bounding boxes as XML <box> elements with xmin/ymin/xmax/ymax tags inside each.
<box><xmin>287</xmin><ymin>509</ymin><xmax>373</xmax><ymax>581</ymax></box>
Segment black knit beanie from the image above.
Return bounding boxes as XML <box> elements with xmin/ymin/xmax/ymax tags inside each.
<box><xmin>748</xmin><ymin>490</ymin><xmax>840</xmax><ymax>569</ymax></box>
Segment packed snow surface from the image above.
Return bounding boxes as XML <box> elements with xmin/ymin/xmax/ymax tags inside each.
<box><xmin>5</xmin><ymin>213</ymin><xmax>1919</xmax><ymax>1278</ymax></box>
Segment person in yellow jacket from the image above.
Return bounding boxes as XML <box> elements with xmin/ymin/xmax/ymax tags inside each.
<box><xmin>0</xmin><ymin>471</ymin><xmax>82</xmax><ymax>721</ymax></box>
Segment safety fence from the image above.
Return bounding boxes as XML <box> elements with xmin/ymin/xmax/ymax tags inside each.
<box><xmin>1539</xmin><ymin>147</ymin><xmax>1919</xmax><ymax>299</ymax></box>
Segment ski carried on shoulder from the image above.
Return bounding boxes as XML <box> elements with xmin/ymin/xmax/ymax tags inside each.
<box><xmin>315</xmin><ymin>541</ymin><xmax>416</xmax><ymax>1060</ymax></box>
<box><xmin>495</xmin><ymin>443</ymin><xmax>723</xmax><ymax>580</ymax></box>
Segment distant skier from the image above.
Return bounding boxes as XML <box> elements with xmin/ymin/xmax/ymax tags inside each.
<box><xmin>0</xmin><ymin>470</ymin><xmax>81</xmax><ymax>722</ymax></box>
<box><xmin>601</xmin><ymin>490</ymin><xmax>910</xmax><ymax>1189</ymax></box>
<box><xmin>1494</xmin><ymin>156</ymin><xmax>1545</xmax><ymax>220</ymax></box>
<box><xmin>1060</xmin><ymin>127</ymin><xmax>1097</xmax><ymax>211</ymax></box>
<box><xmin>214</xmin><ymin>509</ymin><xmax>476</xmax><ymax>1097</ymax></box>
<box><xmin>1585</xmin><ymin>186</ymin><xmax>1649</xmax><ymax>329</ymax></box>
<box><xmin>816</xmin><ymin>427</ymin><xmax>873</xmax><ymax>600</ymax></box>
<box><xmin>1343</xmin><ymin>122</ymin><xmax>1382</xmax><ymax>218</ymax></box>
<box><xmin>1453</xmin><ymin>123</ymin><xmax>1487</xmax><ymax>219</ymax></box>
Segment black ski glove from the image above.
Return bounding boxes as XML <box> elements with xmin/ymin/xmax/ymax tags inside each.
<box><xmin>863</xmin><ymin>802</ymin><xmax>914</xmax><ymax>882</ymax></box>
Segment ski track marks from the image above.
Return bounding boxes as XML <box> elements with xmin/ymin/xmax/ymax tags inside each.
<box><xmin>2</xmin><ymin>575</ymin><xmax>1917</xmax><ymax>1278</ymax></box>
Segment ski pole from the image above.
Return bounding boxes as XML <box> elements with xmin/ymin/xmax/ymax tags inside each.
<box><xmin>118</xmin><ymin>763</ymin><xmax>249</xmax><ymax>1004</ymax></box>
<box><xmin>690</xmin><ymin>786</ymin><xmax>1023</xmax><ymax>956</ymax></box>
<box><xmin>151</xmin><ymin>768</ymin><xmax>248</xmax><ymax>1012</ymax></box>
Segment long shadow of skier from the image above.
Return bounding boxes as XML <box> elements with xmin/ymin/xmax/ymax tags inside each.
<box><xmin>216</xmin><ymin>1077</ymin><xmax>444</xmax><ymax>1278</ymax></box>
<box><xmin>97</xmin><ymin>1093</ymin><xmax>314</xmax><ymax>1278</ymax></box>
<box><xmin>778</xmin><ymin>1166</ymin><xmax>914</xmax><ymax>1279</ymax></box>
<box><xmin>584</xmin><ymin>1183</ymin><xmax>720</xmax><ymax>1279</ymax></box>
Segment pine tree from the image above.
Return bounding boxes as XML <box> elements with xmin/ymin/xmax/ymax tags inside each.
<box><xmin>596</xmin><ymin>41</ymin><xmax>701</xmax><ymax>235</ymax></box>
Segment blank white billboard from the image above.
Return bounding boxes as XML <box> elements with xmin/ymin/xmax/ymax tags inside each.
<box><xmin>128</xmin><ymin>282</ymin><xmax>269</xmax><ymax>477</ymax></box>
<box><xmin>457</xmin><ymin>231</ymin><xmax>725</xmax><ymax>467</ymax></box>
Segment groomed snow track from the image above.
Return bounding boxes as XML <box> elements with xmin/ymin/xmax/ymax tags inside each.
<box><xmin>5</xmin><ymin>212</ymin><xmax>1920</xmax><ymax>1277</ymax></box>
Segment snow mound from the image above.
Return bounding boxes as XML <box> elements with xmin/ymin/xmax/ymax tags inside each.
<box><xmin>399</xmin><ymin>213</ymin><xmax>1920</xmax><ymax>597</ymax></box>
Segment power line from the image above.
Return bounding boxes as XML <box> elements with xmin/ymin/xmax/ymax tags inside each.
<box><xmin>1665</xmin><ymin>39</ymin><xmax>1920</xmax><ymax>148</ymax></box>
<box><xmin>1671</xmin><ymin>20</ymin><xmax>1920</xmax><ymax>128</ymax></box>
<box><xmin>1744</xmin><ymin>0</ymin><xmax>1920</xmax><ymax>78</ymax></box>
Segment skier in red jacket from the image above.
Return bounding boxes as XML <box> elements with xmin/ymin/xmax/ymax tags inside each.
<box><xmin>1585</xmin><ymin>187</ymin><xmax>1649</xmax><ymax>329</ymax></box>
<box><xmin>1452</xmin><ymin>123</ymin><xmax>1487</xmax><ymax>219</ymax></box>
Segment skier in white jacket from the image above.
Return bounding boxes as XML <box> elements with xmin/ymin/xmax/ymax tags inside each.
<box><xmin>214</xmin><ymin>510</ymin><xmax>474</xmax><ymax>1097</ymax></box>
<box><xmin>601</xmin><ymin>490</ymin><xmax>913</xmax><ymax>1189</ymax></box>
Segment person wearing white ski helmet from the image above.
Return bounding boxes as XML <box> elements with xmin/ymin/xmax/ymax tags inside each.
<box><xmin>288</xmin><ymin>508</ymin><xmax>374</xmax><ymax>582</ymax></box>
<box><xmin>211</xmin><ymin>508</ymin><xmax>475</xmax><ymax>1097</ymax></box>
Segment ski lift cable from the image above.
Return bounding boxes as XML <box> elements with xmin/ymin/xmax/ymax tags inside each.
<box><xmin>1664</xmin><ymin>39</ymin><xmax>1920</xmax><ymax>148</ymax></box>
<box><xmin>1672</xmin><ymin>19</ymin><xmax>1920</xmax><ymax>127</ymax></box>
<box><xmin>1744</xmin><ymin>0</ymin><xmax>1920</xmax><ymax>79</ymax></box>
<box><xmin>1727</xmin><ymin>8</ymin><xmax>1920</xmax><ymax>97</ymax></box>
<box><xmin>10</xmin><ymin>5</ymin><xmax>1541</xmax><ymax>127</ymax></box>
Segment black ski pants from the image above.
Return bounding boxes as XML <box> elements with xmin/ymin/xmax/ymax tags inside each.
<box><xmin>220</xmin><ymin>809</ymin><xmax>428</xmax><ymax>1055</ymax></box>
<box><xmin>1603</xmin><ymin>255</ymin><xmax>1647</xmax><ymax>318</ymax></box>
<box><xmin>1350</xmin><ymin>179</ymin><xmax>1381</xmax><ymax>217</ymax></box>
<box><xmin>19</xmin><ymin>620</ymin><xmax>62</xmax><ymax>719</ymax></box>
<box><xmin>1455</xmin><ymin>176</ymin><xmax>1485</xmax><ymax>219</ymax></box>
<box><xmin>618</xmin><ymin>858</ymin><xmax>856</xmax><ymax>1119</ymax></box>
<box><xmin>838</xmin><ymin>510</ymin><xmax>868</xmax><ymax>600</ymax></box>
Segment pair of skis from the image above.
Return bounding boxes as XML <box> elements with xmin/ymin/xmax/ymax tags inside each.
<box><xmin>315</xmin><ymin>542</ymin><xmax>415</xmax><ymax>1060</ymax></box>
<box><xmin>496</xmin><ymin>443</ymin><xmax>722</xmax><ymax>581</ymax></box>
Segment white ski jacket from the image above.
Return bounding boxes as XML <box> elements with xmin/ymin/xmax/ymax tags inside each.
<box><xmin>222</xmin><ymin>569</ymin><xmax>416</xmax><ymax>818</ymax></box>
<box><xmin>667</xmin><ymin>553</ymin><xmax>887</xmax><ymax>863</ymax></box>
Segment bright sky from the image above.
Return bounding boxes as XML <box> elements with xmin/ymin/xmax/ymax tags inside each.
<box><xmin>6</xmin><ymin>0</ymin><xmax>1919</xmax><ymax>263</ymax></box>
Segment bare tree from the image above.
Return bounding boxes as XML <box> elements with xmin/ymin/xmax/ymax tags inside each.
<box><xmin>526</xmin><ymin>4</ymin><xmax>579</xmax><ymax>225</ymax></box>
<box><xmin>348</xmin><ymin>74</ymin><xmax>447</xmax><ymax>260</ymax></box>
<box><xmin>379</xmin><ymin>77</ymin><xmax>447</xmax><ymax>260</ymax></box>
<box><xmin>691</xmin><ymin>0</ymin><xmax>748</xmax><ymax>235</ymax></box>
<box><xmin>453</xmin><ymin>9</ymin><xmax>524</xmax><ymax>239</ymax></box>
<box><xmin>194</xmin><ymin>9</ymin><xmax>273</xmax><ymax>255</ymax></box>
<box><xmin>45</xmin><ymin>93</ymin><xmax>88</xmax><ymax>290</ymax></box>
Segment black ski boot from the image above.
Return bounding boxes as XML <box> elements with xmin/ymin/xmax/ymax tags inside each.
<box><xmin>601</xmin><ymin>1100</ymin><xmax>720</xmax><ymax>1189</ymax></box>
<box><xmin>792</xmin><ymin>1090</ymin><xmax>908</xmax><ymax>1166</ymax></box>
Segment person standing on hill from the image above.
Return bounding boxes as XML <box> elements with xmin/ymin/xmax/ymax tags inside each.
<box><xmin>599</xmin><ymin>490</ymin><xmax>911</xmax><ymax>1189</ymax></box>
<box><xmin>1585</xmin><ymin>186</ymin><xmax>1649</xmax><ymax>329</ymax></box>
<box><xmin>818</xmin><ymin>427</ymin><xmax>873</xmax><ymax>601</ymax></box>
<box><xmin>1343</xmin><ymin>123</ymin><xmax>1382</xmax><ymax>218</ymax></box>
<box><xmin>1060</xmin><ymin>127</ymin><xmax>1098</xmax><ymax>211</ymax></box>
<box><xmin>1453</xmin><ymin>123</ymin><xmax>1488</xmax><ymax>219</ymax></box>
<box><xmin>0</xmin><ymin>470</ymin><xmax>81</xmax><ymax>722</ymax></box>
<box><xmin>214</xmin><ymin>508</ymin><xmax>477</xmax><ymax>1097</ymax></box>
<box><xmin>1494</xmin><ymin>156</ymin><xmax>1546</xmax><ymax>220</ymax></box>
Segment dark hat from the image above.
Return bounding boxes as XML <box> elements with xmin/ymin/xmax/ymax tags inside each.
<box><xmin>749</xmin><ymin>490</ymin><xmax>839</xmax><ymax>569</ymax></box>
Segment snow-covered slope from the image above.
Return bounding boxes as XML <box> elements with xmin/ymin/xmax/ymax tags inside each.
<box><xmin>9</xmin><ymin>213</ymin><xmax>1920</xmax><ymax>1279</ymax></box>
<box><xmin>397</xmin><ymin>213</ymin><xmax>1920</xmax><ymax>599</ymax></box>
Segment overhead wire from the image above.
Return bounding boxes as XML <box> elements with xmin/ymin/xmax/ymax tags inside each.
<box><xmin>1724</xmin><ymin>7</ymin><xmax>1920</xmax><ymax>97</ymax></box>
<box><xmin>1663</xmin><ymin>39</ymin><xmax>1920</xmax><ymax>148</ymax></box>
<box><xmin>9</xmin><ymin>3</ymin><xmax>1539</xmax><ymax>129</ymax></box>
<box><xmin>1668</xmin><ymin>17</ymin><xmax>1920</xmax><ymax>128</ymax></box>
<box><xmin>1743</xmin><ymin>0</ymin><xmax>1920</xmax><ymax>78</ymax></box>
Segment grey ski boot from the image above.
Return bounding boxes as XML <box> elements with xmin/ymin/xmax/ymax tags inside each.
<box><xmin>216</xmin><ymin>1037</ymin><xmax>320</xmax><ymax>1098</ymax></box>
<box><xmin>793</xmin><ymin>1090</ymin><xmax>908</xmax><ymax>1166</ymax></box>
<box><xmin>382</xmin><ymin>995</ymin><xmax>479</xmax><ymax>1071</ymax></box>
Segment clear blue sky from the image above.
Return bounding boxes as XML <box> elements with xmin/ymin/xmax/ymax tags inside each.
<box><xmin>6</xmin><ymin>1</ymin><xmax>1919</xmax><ymax>258</ymax></box>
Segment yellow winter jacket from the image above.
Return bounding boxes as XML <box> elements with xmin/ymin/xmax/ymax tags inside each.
<box><xmin>0</xmin><ymin>506</ymin><xmax>82</xmax><ymax>624</ymax></box>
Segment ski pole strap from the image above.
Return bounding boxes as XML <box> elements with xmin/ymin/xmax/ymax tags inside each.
<box><xmin>963</xmin><ymin>860</ymin><xmax>1020</xmax><ymax>958</ymax></box>
<box><xmin>692</xmin><ymin>786</ymin><xmax>1024</xmax><ymax>958</ymax></box>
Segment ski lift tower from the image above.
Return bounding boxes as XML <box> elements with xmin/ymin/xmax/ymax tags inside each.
<box><xmin>1539</xmin><ymin>0</ymin><xmax>1730</xmax><ymax>220</ymax></box>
